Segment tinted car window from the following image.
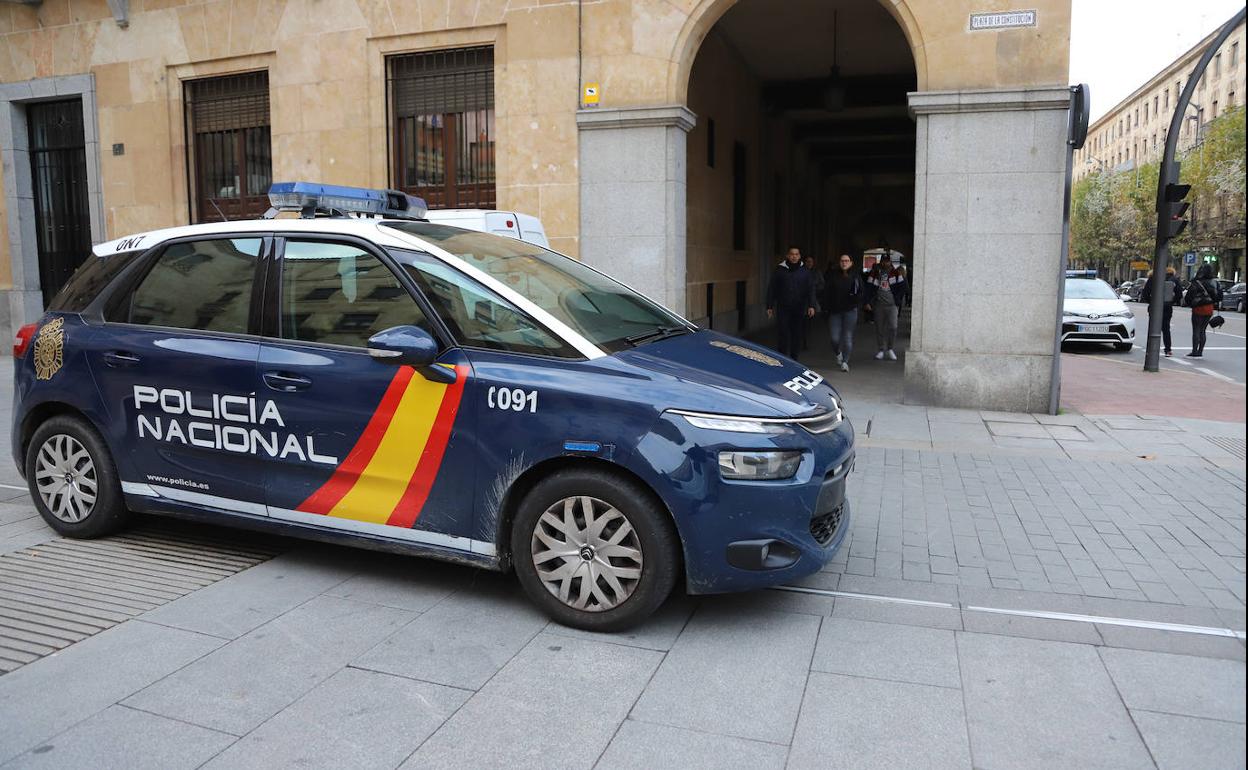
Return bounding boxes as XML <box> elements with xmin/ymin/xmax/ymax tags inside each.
<box><xmin>383</xmin><ymin>223</ymin><xmax>685</xmax><ymax>352</ymax></box>
<box><xmin>389</xmin><ymin>249</ymin><xmax>579</xmax><ymax>359</ymax></box>
<box><xmin>48</xmin><ymin>250</ymin><xmax>145</xmax><ymax>312</ymax></box>
<box><xmin>280</xmin><ymin>241</ymin><xmax>432</xmax><ymax>348</ymax></box>
<box><xmin>126</xmin><ymin>238</ymin><xmax>261</xmax><ymax>333</ymax></box>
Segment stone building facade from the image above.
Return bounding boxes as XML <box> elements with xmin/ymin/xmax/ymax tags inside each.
<box><xmin>0</xmin><ymin>0</ymin><xmax>1074</xmax><ymax>412</ymax></box>
<box><xmin>1074</xmin><ymin>16</ymin><xmax>1246</xmax><ymax>181</ymax></box>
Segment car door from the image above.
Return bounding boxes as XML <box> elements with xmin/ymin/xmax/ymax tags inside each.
<box><xmin>88</xmin><ymin>234</ymin><xmax>270</xmax><ymax>511</ymax></box>
<box><xmin>256</xmin><ymin>236</ymin><xmax>485</xmax><ymax>551</ymax></box>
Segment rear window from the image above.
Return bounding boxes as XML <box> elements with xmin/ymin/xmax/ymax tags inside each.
<box><xmin>47</xmin><ymin>251</ymin><xmax>145</xmax><ymax>312</ymax></box>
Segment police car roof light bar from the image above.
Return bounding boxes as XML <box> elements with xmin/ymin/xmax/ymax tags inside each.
<box><xmin>264</xmin><ymin>182</ymin><xmax>429</xmax><ymax>221</ymax></box>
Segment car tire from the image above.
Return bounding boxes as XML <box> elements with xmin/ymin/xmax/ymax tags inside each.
<box><xmin>511</xmin><ymin>468</ymin><xmax>680</xmax><ymax>632</ymax></box>
<box><xmin>25</xmin><ymin>415</ymin><xmax>130</xmax><ymax>539</ymax></box>
<box><xmin>1238</xmin><ymin>300</ymin><xmax>1244</xmax><ymax>313</ymax></box>
<box><xmin>1114</xmin><ymin>342</ymin><xmax>1133</xmax><ymax>352</ymax></box>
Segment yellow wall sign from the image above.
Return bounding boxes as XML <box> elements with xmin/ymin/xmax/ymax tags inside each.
<box><xmin>583</xmin><ymin>83</ymin><xmax>600</xmax><ymax>107</ymax></box>
<box><xmin>1130</xmin><ymin>260</ymin><xmax>1151</xmax><ymax>270</ymax></box>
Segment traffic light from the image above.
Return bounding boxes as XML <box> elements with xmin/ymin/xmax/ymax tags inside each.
<box><xmin>1161</xmin><ymin>182</ymin><xmax>1191</xmax><ymax>240</ymax></box>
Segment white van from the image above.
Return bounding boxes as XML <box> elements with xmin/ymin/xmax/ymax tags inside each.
<box><xmin>424</xmin><ymin>209</ymin><xmax>550</xmax><ymax>248</ymax></box>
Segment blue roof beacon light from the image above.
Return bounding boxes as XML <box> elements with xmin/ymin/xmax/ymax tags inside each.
<box><xmin>265</xmin><ymin>182</ymin><xmax>429</xmax><ymax>220</ymax></box>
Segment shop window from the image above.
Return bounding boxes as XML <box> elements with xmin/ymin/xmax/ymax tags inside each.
<box><xmin>184</xmin><ymin>71</ymin><xmax>272</xmax><ymax>223</ymax></box>
<box><xmin>389</xmin><ymin>46</ymin><xmax>495</xmax><ymax>210</ymax></box>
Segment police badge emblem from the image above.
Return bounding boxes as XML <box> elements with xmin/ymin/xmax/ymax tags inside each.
<box><xmin>33</xmin><ymin>317</ymin><xmax>65</xmax><ymax>380</ymax></box>
<box><xmin>709</xmin><ymin>339</ymin><xmax>782</xmax><ymax>367</ymax></box>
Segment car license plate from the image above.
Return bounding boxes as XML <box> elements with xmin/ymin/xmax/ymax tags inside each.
<box><xmin>1078</xmin><ymin>324</ymin><xmax>1110</xmax><ymax>332</ymax></box>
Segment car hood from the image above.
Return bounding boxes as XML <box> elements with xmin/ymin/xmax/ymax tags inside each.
<box><xmin>1063</xmin><ymin>298</ymin><xmax>1129</xmax><ymax>317</ymax></box>
<box><xmin>611</xmin><ymin>329</ymin><xmax>840</xmax><ymax>418</ymax></box>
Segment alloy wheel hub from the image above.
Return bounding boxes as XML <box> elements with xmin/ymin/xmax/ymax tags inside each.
<box><xmin>531</xmin><ymin>495</ymin><xmax>643</xmax><ymax>612</ymax></box>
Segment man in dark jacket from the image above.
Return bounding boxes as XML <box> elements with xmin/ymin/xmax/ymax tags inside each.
<box><xmin>766</xmin><ymin>247</ymin><xmax>816</xmax><ymax>360</ymax></box>
<box><xmin>1140</xmin><ymin>266</ymin><xmax>1181</xmax><ymax>357</ymax></box>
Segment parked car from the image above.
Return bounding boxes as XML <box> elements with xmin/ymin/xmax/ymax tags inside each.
<box><xmin>10</xmin><ymin>181</ymin><xmax>854</xmax><ymax>631</ymax></box>
<box><xmin>1116</xmin><ymin>281</ymin><xmax>1134</xmax><ymax>298</ymax></box>
<box><xmin>1125</xmin><ymin>278</ymin><xmax>1147</xmax><ymax>302</ymax></box>
<box><xmin>424</xmin><ymin>208</ymin><xmax>550</xmax><ymax>248</ymax></box>
<box><xmin>1061</xmin><ymin>276</ymin><xmax>1137</xmax><ymax>351</ymax></box>
<box><xmin>1220</xmin><ymin>283</ymin><xmax>1245</xmax><ymax>313</ymax></box>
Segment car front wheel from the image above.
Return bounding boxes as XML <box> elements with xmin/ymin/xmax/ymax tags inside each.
<box><xmin>511</xmin><ymin>468</ymin><xmax>680</xmax><ymax>631</ymax></box>
<box><xmin>26</xmin><ymin>415</ymin><xmax>130</xmax><ymax>538</ymax></box>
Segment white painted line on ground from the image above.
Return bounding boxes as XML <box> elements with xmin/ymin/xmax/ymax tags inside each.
<box><xmin>966</xmin><ymin>605</ymin><xmax>1247</xmax><ymax>640</ymax></box>
<box><xmin>772</xmin><ymin>584</ymin><xmax>954</xmax><ymax>608</ymax></box>
<box><xmin>772</xmin><ymin>585</ymin><xmax>1247</xmax><ymax>639</ymax></box>
<box><xmin>1195</xmin><ymin>367</ymin><xmax>1237</xmax><ymax>383</ymax></box>
<box><xmin>1197</xmin><ymin>347</ymin><xmax>1247</xmax><ymax>350</ymax></box>
<box><xmin>0</xmin><ymin>482</ymin><xmax>27</xmax><ymax>492</ymax></box>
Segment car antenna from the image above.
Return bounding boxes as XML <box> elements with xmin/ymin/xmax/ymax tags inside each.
<box><xmin>209</xmin><ymin>199</ymin><xmax>228</xmax><ymax>222</ymax></box>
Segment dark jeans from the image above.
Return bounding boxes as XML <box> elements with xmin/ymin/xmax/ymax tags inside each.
<box><xmin>776</xmin><ymin>310</ymin><xmax>804</xmax><ymax>360</ymax></box>
<box><xmin>1191</xmin><ymin>312</ymin><xmax>1212</xmax><ymax>354</ymax></box>
<box><xmin>1152</xmin><ymin>304</ymin><xmax>1173</xmax><ymax>352</ymax></box>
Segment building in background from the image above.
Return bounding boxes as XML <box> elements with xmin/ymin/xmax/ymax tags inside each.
<box><xmin>1073</xmin><ymin>15</ymin><xmax>1246</xmax><ymax>282</ymax></box>
<box><xmin>0</xmin><ymin>0</ymin><xmax>1073</xmax><ymax>412</ymax></box>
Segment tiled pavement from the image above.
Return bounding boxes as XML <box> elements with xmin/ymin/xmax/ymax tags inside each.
<box><xmin>0</xmin><ymin>358</ymin><xmax>1245</xmax><ymax>768</ymax></box>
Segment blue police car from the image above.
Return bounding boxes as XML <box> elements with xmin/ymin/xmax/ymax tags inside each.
<box><xmin>11</xmin><ymin>183</ymin><xmax>854</xmax><ymax>630</ymax></box>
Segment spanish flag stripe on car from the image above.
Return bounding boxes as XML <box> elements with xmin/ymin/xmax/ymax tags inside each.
<box><xmin>298</xmin><ymin>365</ymin><xmax>466</xmax><ymax>526</ymax></box>
<box><xmin>298</xmin><ymin>366</ymin><xmax>415</xmax><ymax>515</ymax></box>
<box><xmin>386</xmin><ymin>365</ymin><xmax>468</xmax><ymax>528</ymax></box>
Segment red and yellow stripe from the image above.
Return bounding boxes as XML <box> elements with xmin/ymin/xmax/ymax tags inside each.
<box><xmin>299</xmin><ymin>364</ymin><xmax>467</xmax><ymax>527</ymax></box>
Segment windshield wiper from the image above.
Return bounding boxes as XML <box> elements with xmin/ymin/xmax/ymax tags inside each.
<box><xmin>624</xmin><ymin>325</ymin><xmax>691</xmax><ymax>346</ymax></box>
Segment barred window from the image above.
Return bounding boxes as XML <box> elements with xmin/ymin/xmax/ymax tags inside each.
<box><xmin>184</xmin><ymin>71</ymin><xmax>272</xmax><ymax>223</ymax></box>
<box><xmin>388</xmin><ymin>46</ymin><xmax>495</xmax><ymax>210</ymax></box>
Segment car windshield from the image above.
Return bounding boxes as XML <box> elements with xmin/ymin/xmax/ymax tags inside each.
<box><xmin>1065</xmin><ymin>278</ymin><xmax>1120</xmax><ymax>300</ymax></box>
<box><xmin>384</xmin><ymin>223</ymin><xmax>689</xmax><ymax>352</ymax></box>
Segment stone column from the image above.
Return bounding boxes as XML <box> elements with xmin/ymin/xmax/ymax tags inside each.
<box><xmin>905</xmin><ymin>87</ymin><xmax>1071</xmax><ymax>413</ymax></box>
<box><xmin>576</xmin><ymin>106</ymin><xmax>696</xmax><ymax>316</ymax></box>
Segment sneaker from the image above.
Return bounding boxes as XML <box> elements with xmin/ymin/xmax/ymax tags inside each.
<box><xmin>886</xmin><ymin>349</ymin><xmax>898</xmax><ymax>361</ymax></box>
<box><xmin>834</xmin><ymin>353</ymin><xmax>843</xmax><ymax>366</ymax></box>
<box><xmin>840</xmin><ymin>362</ymin><xmax>849</xmax><ymax>373</ymax></box>
<box><xmin>1185</xmin><ymin>351</ymin><xmax>1201</xmax><ymax>357</ymax></box>
<box><xmin>874</xmin><ymin>350</ymin><xmax>886</xmax><ymax>360</ymax></box>
<box><xmin>1164</xmin><ymin>350</ymin><xmax>1172</xmax><ymax>357</ymax></box>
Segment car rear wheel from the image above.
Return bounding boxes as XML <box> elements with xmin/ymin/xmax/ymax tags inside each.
<box><xmin>26</xmin><ymin>415</ymin><xmax>130</xmax><ymax>538</ymax></box>
<box><xmin>511</xmin><ymin>468</ymin><xmax>680</xmax><ymax>631</ymax></box>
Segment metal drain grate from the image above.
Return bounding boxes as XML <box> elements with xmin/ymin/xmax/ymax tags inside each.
<box><xmin>0</xmin><ymin>521</ymin><xmax>280</xmax><ymax>674</ymax></box>
<box><xmin>1203</xmin><ymin>435</ymin><xmax>1247</xmax><ymax>461</ymax></box>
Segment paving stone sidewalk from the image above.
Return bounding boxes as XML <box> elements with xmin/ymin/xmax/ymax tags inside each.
<box><xmin>0</xmin><ymin>355</ymin><xmax>1244</xmax><ymax>768</ymax></box>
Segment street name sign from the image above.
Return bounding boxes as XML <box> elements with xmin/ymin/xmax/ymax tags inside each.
<box><xmin>969</xmin><ymin>10</ymin><xmax>1036</xmax><ymax>30</ymax></box>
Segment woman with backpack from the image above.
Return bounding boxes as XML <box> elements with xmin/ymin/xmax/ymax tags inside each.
<box><xmin>1184</xmin><ymin>263</ymin><xmax>1223</xmax><ymax>358</ymax></box>
<box><xmin>864</xmin><ymin>254</ymin><xmax>907</xmax><ymax>360</ymax></box>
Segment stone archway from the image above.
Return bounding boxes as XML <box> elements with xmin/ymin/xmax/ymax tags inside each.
<box><xmin>667</xmin><ymin>0</ymin><xmax>929</xmax><ymax>106</ymax></box>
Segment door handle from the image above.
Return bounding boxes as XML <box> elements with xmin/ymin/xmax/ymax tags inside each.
<box><xmin>262</xmin><ymin>371</ymin><xmax>312</xmax><ymax>392</ymax></box>
<box><xmin>103</xmin><ymin>351</ymin><xmax>141</xmax><ymax>367</ymax></box>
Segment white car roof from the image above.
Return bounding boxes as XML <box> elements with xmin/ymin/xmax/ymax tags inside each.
<box><xmin>91</xmin><ymin>216</ymin><xmax>607</xmax><ymax>360</ymax></box>
<box><xmin>92</xmin><ymin>217</ymin><xmax>420</xmax><ymax>257</ymax></box>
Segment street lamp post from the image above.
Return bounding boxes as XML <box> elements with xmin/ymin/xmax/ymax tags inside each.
<box><xmin>1145</xmin><ymin>8</ymin><xmax>1245</xmax><ymax>373</ymax></box>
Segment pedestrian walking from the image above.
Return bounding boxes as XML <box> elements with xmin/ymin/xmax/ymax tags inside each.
<box><xmin>1140</xmin><ymin>266</ymin><xmax>1181</xmax><ymax>357</ymax></box>
<box><xmin>766</xmin><ymin>247</ymin><xmax>817</xmax><ymax>360</ymax></box>
<box><xmin>1183</xmin><ymin>263</ymin><xmax>1223</xmax><ymax>358</ymax></box>
<box><xmin>803</xmin><ymin>255</ymin><xmax>825</xmax><ymax>351</ymax></box>
<box><xmin>823</xmin><ymin>253</ymin><xmax>864</xmax><ymax>372</ymax></box>
<box><xmin>864</xmin><ymin>254</ymin><xmax>906</xmax><ymax>360</ymax></box>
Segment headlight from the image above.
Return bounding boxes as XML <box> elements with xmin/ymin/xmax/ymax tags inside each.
<box><xmin>1109</xmin><ymin>310</ymin><xmax>1133</xmax><ymax>318</ymax></box>
<box><xmin>675</xmin><ymin>412</ymin><xmax>790</xmax><ymax>434</ymax></box>
<box><xmin>718</xmin><ymin>450</ymin><xmax>803</xmax><ymax>480</ymax></box>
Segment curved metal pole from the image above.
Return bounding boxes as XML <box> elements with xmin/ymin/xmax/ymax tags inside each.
<box><xmin>1145</xmin><ymin>9</ymin><xmax>1246</xmax><ymax>371</ymax></box>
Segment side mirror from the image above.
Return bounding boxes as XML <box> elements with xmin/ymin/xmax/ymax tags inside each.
<box><xmin>366</xmin><ymin>326</ymin><xmax>455</xmax><ymax>383</ymax></box>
